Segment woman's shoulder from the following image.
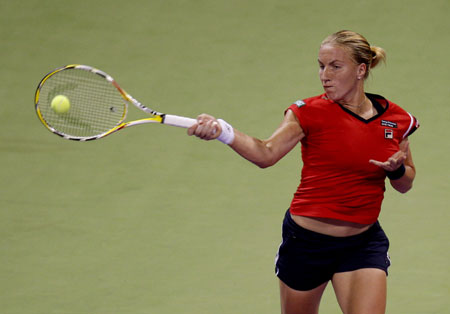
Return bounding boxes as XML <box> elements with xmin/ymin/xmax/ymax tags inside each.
<box><xmin>368</xmin><ymin>93</ymin><xmax>420</xmax><ymax>137</ymax></box>
<box><xmin>291</xmin><ymin>94</ymin><xmax>331</xmax><ymax>110</ymax></box>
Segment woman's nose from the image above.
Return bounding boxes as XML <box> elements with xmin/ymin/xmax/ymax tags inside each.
<box><xmin>320</xmin><ymin>67</ymin><xmax>333</xmax><ymax>82</ymax></box>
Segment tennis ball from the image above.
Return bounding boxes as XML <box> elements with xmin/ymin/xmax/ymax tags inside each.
<box><xmin>51</xmin><ymin>95</ymin><xmax>71</xmax><ymax>114</ymax></box>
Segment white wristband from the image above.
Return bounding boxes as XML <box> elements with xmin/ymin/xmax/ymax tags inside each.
<box><xmin>217</xmin><ymin>119</ymin><xmax>235</xmax><ymax>145</ymax></box>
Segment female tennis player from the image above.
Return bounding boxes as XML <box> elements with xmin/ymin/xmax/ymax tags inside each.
<box><xmin>188</xmin><ymin>30</ymin><xmax>419</xmax><ymax>314</ymax></box>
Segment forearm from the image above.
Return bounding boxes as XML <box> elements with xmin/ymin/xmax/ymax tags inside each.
<box><xmin>388</xmin><ymin>164</ymin><xmax>416</xmax><ymax>193</ymax></box>
<box><xmin>229</xmin><ymin>130</ymin><xmax>280</xmax><ymax>168</ymax></box>
<box><xmin>228</xmin><ymin>113</ymin><xmax>304</xmax><ymax>168</ymax></box>
<box><xmin>188</xmin><ymin>110</ymin><xmax>304</xmax><ymax>168</ymax></box>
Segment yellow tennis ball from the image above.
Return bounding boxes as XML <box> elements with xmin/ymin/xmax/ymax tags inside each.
<box><xmin>51</xmin><ymin>95</ymin><xmax>71</xmax><ymax>114</ymax></box>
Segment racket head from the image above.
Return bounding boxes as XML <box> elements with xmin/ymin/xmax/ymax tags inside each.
<box><xmin>35</xmin><ymin>64</ymin><xmax>129</xmax><ymax>141</ymax></box>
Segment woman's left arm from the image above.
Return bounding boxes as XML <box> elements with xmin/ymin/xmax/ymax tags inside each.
<box><xmin>369</xmin><ymin>138</ymin><xmax>416</xmax><ymax>193</ymax></box>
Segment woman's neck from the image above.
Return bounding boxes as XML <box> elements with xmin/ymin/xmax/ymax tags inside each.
<box><xmin>339</xmin><ymin>91</ymin><xmax>378</xmax><ymax>119</ymax></box>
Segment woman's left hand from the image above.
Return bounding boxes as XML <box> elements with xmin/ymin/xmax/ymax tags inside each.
<box><xmin>369</xmin><ymin>139</ymin><xmax>409</xmax><ymax>171</ymax></box>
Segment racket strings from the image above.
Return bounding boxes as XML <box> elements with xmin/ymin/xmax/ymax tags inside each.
<box><xmin>37</xmin><ymin>68</ymin><xmax>126</xmax><ymax>138</ymax></box>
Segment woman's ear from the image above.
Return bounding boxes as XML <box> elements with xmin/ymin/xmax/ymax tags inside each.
<box><xmin>357</xmin><ymin>63</ymin><xmax>367</xmax><ymax>80</ymax></box>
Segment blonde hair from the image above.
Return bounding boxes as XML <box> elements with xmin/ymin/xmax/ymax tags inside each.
<box><xmin>321</xmin><ymin>30</ymin><xmax>386</xmax><ymax>78</ymax></box>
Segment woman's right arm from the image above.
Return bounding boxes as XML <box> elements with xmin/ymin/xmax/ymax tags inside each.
<box><xmin>188</xmin><ymin>109</ymin><xmax>305</xmax><ymax>168</ymax></box>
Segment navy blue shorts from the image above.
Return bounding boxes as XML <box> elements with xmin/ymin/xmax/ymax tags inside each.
<box><xmin>275</xmin><ymin>210</ymin><xmax>391</xmax><ymax>291</ymax></box>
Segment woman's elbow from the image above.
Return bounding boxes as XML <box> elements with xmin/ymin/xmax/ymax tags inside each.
<box><xmin>254</xmin><ymin>161</ymin><xmax>275</xmax><ymax>169</ymax></box>
<box><xmin>393</xmin><ymin>182</ymin><xmax>413</xmax><ymax>194</ymax></box>
<box><xmin>253</xmin><ymin>156</ymin><xmax>278</xmax><ymax>169</ymax></box>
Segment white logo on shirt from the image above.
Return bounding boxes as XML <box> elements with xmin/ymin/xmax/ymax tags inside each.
<box><xmin>294</xmin><ymin>100</ymin><xmax>306</xmax><ymax>108</ymax></box>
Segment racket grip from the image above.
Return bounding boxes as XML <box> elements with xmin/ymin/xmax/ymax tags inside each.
<box><xmin>163</xmin><ymin>114</ymin><xmax>197</xmax><ymax>128</ymax></box>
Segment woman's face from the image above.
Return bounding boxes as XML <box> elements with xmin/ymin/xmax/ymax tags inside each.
<box><xmin>318</xmin><ymin>43</ymin><xmax>366</xmax><ymax>103</ymax></box>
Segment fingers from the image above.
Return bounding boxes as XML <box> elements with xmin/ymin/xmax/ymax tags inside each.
<box><xmin>369</xmin><ymin>159</ymin><xmax>384</xmax><ymax>167</ymax></box>
<box><xmin>196</xmin><ymin>119</ymin><xmax>219</xmax><ymax>139</ymax></box>
<box><xmin>369</xmin><ymin>152</ymin><xmax>407</xmax><ymax>172</ymax></box>
<box><xmin>187</xmin><ymin>124</ymin><xmax>196</xmax><ymax>136</ymax></box>
<box><xmin>187</xmin><ymin>114</ymin><xmax>220</xmax><ymax>140</ymax></box>
<box><xmin>399</xmin><ymin>139</ymin><xmax>410</xmax><ymax>154</ymax></box>
<box><xmin>386</xmin><ymin>156</ymin><xmax>405</xmax><ymax>171</ymax></box>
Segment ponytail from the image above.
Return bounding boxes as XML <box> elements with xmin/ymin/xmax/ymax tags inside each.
<box><xmin>370</xmin><ymin>46</ymin><xmax>386</xmax><ymax>69</ymax></box>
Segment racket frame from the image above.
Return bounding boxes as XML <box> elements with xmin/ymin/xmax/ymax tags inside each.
<box><xmin>35</xmin><ymin>64</ymin><xmax>196</xmax><ymax>141</ymax></box>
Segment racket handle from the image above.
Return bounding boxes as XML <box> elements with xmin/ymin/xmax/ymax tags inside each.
<box><xmin>163</xmin><ymin>114</ymin><xmax>197</xmax><ymax>128</ymax></box>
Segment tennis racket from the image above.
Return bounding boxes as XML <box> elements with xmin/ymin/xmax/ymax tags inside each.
<box><xmin>34</xmin><ymin>64</ymin><xmax>197</xmax><ymax>141</ymax></box>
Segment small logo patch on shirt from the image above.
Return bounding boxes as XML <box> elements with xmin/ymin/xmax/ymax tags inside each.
<box><xmin>294</xmin><ymin>100</ymin><xmax>306</xmax><ymax>108</ymax></box>
<box><xmin>385</xmin><ymin>129</ymin><xmax>394</xmax><ymax>139</ymax></box>
<box><xmin>381</xmin><ymin>120</ymin><xmax>397</xmax><ymax>128</ymax></box>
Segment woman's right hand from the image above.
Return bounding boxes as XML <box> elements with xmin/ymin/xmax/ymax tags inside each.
<box><xmin>187</xmin><ymin>114</ymin><xmax>221</xmax><ymax>141</ymax></box>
